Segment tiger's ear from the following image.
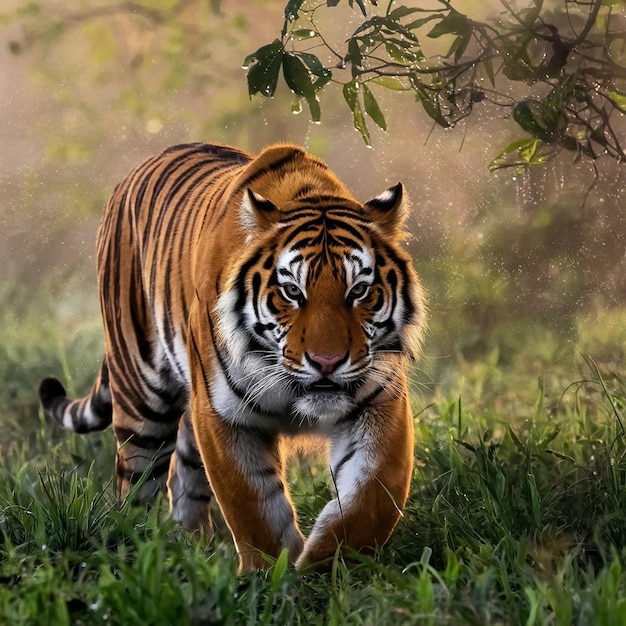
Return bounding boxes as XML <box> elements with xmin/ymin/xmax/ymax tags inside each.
<box><xmin>364</xmin><ymin>183</ymin><xmax>409</xmax><ymax>237</ymax></box>
<box><xmin>240</xmin><ymin>188</ymin><xmax>281</xmax><ymax>236</ymax></box>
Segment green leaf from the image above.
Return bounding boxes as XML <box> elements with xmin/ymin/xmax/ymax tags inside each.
<box><xmin>271</xmin><ymin>548</ymin><xmax>289</xmax><ymax>591</ymax></box>
<box><xmin>500</xmin><ymin>32</ymin><xmax>535</xmax><ymax>81</ymax></box>
<box><xmin>512</xmin><ymin>101</ymin><xmax>545</xmax><ymax>135</ymax></box>
<box><xmin>488</xmin><ymin>138</ymin><xmax>547</xmax><ymax>171</ymax></box>
<box><xmin>383</xmin><ymin>36</ymin><xmax>416</xmax><ymax>50</ymax></box>
<box><xmin>343</xmin><ymin>81</ymin><xmax>371</xmax><ymax>146</ymax></box>
<box><xmin>420</xmin><ymin>545</ymin><xmax>433</xmax><ymax>566</ymax></box>
<box><xmin>283</xmin><ymin>53</ymin><xmax>321</xmax><ymax>121</ymax></box>
<box><xmin>243</xmin><ymin>39</ymin><xmax>281</xmax><ymax>70</ymax></box>
<box><xmin>443</xmin><ymin>548</ymin><xmax>460</xmax><ymax>583</ymax></box>
<box><xmin>427</xmin><ymin>12</ymin><xmax>469</xmax><ymax>38</ymax></box>
<box><xmin>413</xmin><ymin>82</ymin><xmax>449</xmax><ymax>128</ymax></box>
<box><xmin>371</xmin><ymin>76</ymin><xmax>409</xmax><ymax>91</ymax></box>
<box><xmin>362</xmin><ymin>84</ymin><xmax>387</xmax><ymax>130</ymax></box>
<box><xmin>385</xmin><ymin>42</ymin><xmax>419</xmax><ymax>64</ymax></box>
<box><xmin>281</xmin><ymin>0</ymin><xmax>304</xmax><ymax>38</ymax></box>
<box><xmin>405</xmin><ymin>14</ymin><xmax>444</xmax><ymax>30</ymax></box>
<box><xmin>519</xmin><ymin>138</ymin><xmax>539</xmax><ymax>162</ymax></box>
<box><xmin>494</xmin><ymin>138</ymin><xmax>538</xmax><ymax>156</ymax></box>
<box><xmin>608</xmin><ymin>90</ymin><xmax>626</xmax><ymax>113</ymax></box>
<box><xmin>346</xmin><ymin>37</ymin><xmax>363</xmax><ymax>77</ymax></box>
<box><xmin>297</xmin><ymin>52</ymin><xmax>332</xmax><ymax>91</ymax></box>
<box><xmin>343</xmin><ymin>80</ymin><xmax>358</xmax><ymax>108</ymax></box>
<box><xmin>448</xmin><ymin>32</ymin><xmax>471</xmax><ymax>62</ymax></box>
<box><xmin>526</xmin><ymin>471</ymin><xmax>541</xmax><ymax>529</ymax></box>
<box><xmin>352</xmin><ymin>16</ymin><xmax>380</xmax><ymax>38</ymax></box>
<box><xmin>290</xmin><ymin>29</ymin><xmax>318</xmax><ymax>40</ymax></box>
<box><xmin>353</xmin><ymin>15</ymin><xmax>419</xmax><ymax>43</ymax></box>
<box><xmin>349</xmin><ymin>0</ymin><xmax>368</xmax><ymax>17</ymax></box>
<box><xmin>284</xmin><ymin>0</ymin><xmax>305</xmax><ymax>21</ymax></box>
<box><xmin>506</xmin><ymin>424</ymin><xmax>526</xmax><ymax>453</ymax></box>
<box><xmin>421</xmin><ymin>98</ymin><xmax>449</xmax><ymax>127</ymax></box>
<box><xmin>246</xmin><ymin>54</ymin><xmax>283</xmax><ymax>98</ymax></box>
<box><xmin>306</xmin><ymin>95</ymin><xmax>321</xmax><ymax>122</ymax></box>
<box><xmin>482</xmin><ymin>56</ymin><xmax>496</xmax><ymax>87</ymax></box>
<box><xmin>244</xmin><ymin>39</ymin><xmax>284</xmax><ymax>98</ymax></box>
<box><xmin>377</xmin><ymin>16</ymin><xmax>420</xmax><ymax>43</ymax></box>
<box><xmin>283</xmin><ymin>53</ymin><xmax>313</xmax><ymax>96</ymax></box>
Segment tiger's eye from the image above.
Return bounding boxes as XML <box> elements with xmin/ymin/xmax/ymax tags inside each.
<box><xmin>283</xmin><ymin>283</ymin><xmax>303</xmax><ymax>301</ymax></box>
<box><xmin>348</xmin><ymin>282</ymin><xmax>369</xmax><ymax>301</ymax></box>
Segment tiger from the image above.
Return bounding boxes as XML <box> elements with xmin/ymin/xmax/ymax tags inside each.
<box><xmin>39</xmin><ymin>142</ymin><xmax>427</xmax><ymax>572</ymax></box>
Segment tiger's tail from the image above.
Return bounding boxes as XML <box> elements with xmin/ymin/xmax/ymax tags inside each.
<box><xmin>39</xmin><ymin>358</ymin><xmax>113</xmax><ymax>433</ymax></box>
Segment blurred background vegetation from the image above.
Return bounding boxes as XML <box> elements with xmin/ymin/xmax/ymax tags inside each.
<box><xmin>1</xmin><ymin>0</ymin><xmax>625</xmax><ymax>450</ymax></box>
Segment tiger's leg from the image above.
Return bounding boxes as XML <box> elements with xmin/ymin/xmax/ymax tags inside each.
<box><xmin>191</xmin><ymin>402</ymin><xmax>305</xmax><ymax>572</ymax></box>
<box><xmin>188</xmin><ymin>300</ymin><xmax>305</xmax><ymax>571</ymax></box>
<box><xmin>108</xmin><ymin>369</ymin><xmax>183</xmax><ymax>503</ymax></box>
<box><xmin>295</xmin><ymin>392</ymin><xmax>414</xmax><ymax>569</ymax></box>
<box><xmin>167</xmin><ymin>407</ymin><xmax>213</xmax><ymax>534</ymax></box>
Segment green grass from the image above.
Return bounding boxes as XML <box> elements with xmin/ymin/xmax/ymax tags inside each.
<box><xmin>2</xmin><ymin>303</ymin><xmax>626</xmax><ymax>624</ymax></box>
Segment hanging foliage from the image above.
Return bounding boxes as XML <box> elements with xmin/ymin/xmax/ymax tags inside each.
<box><xmin>245</xmin><ymin>0</ymin><xmax>626</xmax><ymax>169</ymax></box>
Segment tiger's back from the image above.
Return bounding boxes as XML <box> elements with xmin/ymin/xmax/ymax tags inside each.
<box><xmin>40</xmin><ymin>141</ymin><xmax>427</xmax><ymax>572</ymax></box>
<box><xmin>99</xmin><ymin>142</ymin><xmax>250</xmax><ymax>389</ymax></box>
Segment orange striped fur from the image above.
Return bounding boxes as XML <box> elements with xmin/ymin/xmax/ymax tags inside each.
<box><xmin>39</xmin><ymin>142</ymin><xmax>427</xmax><ymax>572</ymax></box>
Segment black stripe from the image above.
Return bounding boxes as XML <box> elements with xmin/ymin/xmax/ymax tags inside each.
<box><xmin>117</xmin><ymin>458</ymin><xmax>172</xmax><ymax>484</ymax></box>
<box><xmin>323</xmin><ymin>217</ymin><xmax>367</xmax><ymax>244</ymax></box>
<box><xmin>333</xmin><ymin>448</ymin><xmax>356</xmax><ymax>483</ymax></box>
<box><xmin>128</xmin><ymin>263</ymin><xmax>153</xmax><ymax>363</ymax></box>
<box><xmin>376</xmin><ymin>338</ymin><xmax>403</xmax><ymax>353</ymax></box>
<box><xmin>189</xmin><ymin>324</ymin><xmax>213</xmax><ymax>404</ymax></box>
<box><xmin>234</xmin><ymin>251</ymin><xmax>264</xmax><ymax>311</ymax></box>
<box><xmin>187</xmin><ymin>492</ymin><xmax>212</xmax><ymax>502</ymax></box>
<box><xmin>237</xmin><ymin>151</ymin><xmax>302</xmax><ymax>189</ymax></box>
<box><xmin>176</xmin><ymin>447</ymin><xmax>205</xmax><ymax>471</ymax></box>
<box><xmin>338</xmin><ymin>384</ymin><xmax>387</xmax><ymax>425</ymax></box>
<box><xmin>251</xmin><ymin>272</ymin><xmax>263</xmax><ymax>320</ymax></box>
<box><xmin>327</xmin><ymin>209</ymin><xmax>371</xmax><ymax>223</ymax></box>
<box><xmin>164</xmin><ymin>142</ymin><xmax>249</xmax><ymax>163</ymax></box>
<box><xmin>370</xmin><ymin>289</ymin><xmax>385</xmax><ymax>313</ymax></box>
<box><xmin>114</xmin><ymin>426</ymin><xmax>178</xmax><ymax>450</ymax></box>
<box><xmin>109</xmin><ymin>371</ymin><xmax>183</xmax><ymax>424</ymax></box>
<box><xmin>294</xmin><ymin>194</ymin><xmax>350</xmax><ymax>206</ymax></box>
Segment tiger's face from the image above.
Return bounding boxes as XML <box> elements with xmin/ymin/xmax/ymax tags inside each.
<box><xmin>213</xmin><ymin>184</ymin><xmax>425</xmax><ymax>428</ymax></box>
<box><xmin>271</xmin><ymin>242</ymin><xmax>390</xmax><ymax>420</ymax></box>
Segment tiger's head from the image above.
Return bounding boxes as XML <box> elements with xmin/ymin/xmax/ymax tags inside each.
<box><xmin>213</xmin><ymin>146</ymin><xmax>426</xmax><ymax>427</ymax></box>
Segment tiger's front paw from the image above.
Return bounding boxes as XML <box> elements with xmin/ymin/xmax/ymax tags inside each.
<box><xmin>295</xmin><ymin>500</ymin><xmax>345</xmax><ymax>571</ymax></box>
<box><xmin>294</xmin><ymin>493</ymin><xmax>401</xmax><ymax>571</ymax></box>
<box><xmin>295</xmin><ymin>539</ymin><xmax>341</xmax><ymax>572</ymax></box>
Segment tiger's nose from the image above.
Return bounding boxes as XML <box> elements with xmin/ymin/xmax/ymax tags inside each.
<box><xmin>306</xmin><ymin>352</ymin><xmax>346</xmax><ymax>377</ymax></box>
